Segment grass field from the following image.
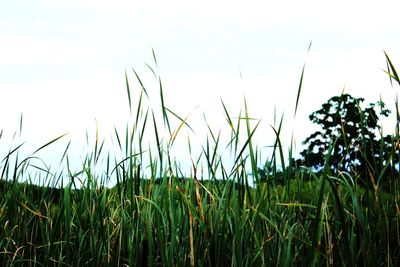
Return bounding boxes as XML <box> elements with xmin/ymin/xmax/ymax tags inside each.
<box><xmin>0</xmin><ymin>53</ymin><xmax>399</xmax><ymax>266</ymax></box>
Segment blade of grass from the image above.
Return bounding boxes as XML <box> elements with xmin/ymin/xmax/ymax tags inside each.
<box><xmin>19</xmin><ymin>113</ymin><xmax>23</xmax><ymax>138</ymax></box>
<box><xmin>132</xmin><ymin>68</ymin><xmax>149</xmax><ymax>97</ymax></box>
<box><xmin>384</xmin><ymin>51</ymin><xmax>400</xmax><ymax>86</ymax></box>
<box><xmin>295</xmin><ymin>41</ymin><xmax>312</xmax><ymax>118</ymax></box>
<box><xmin>231</xmin><ymin>120</ymin><xmax>260</xmax><ymax>175</ymax></box>
<box><xmin>125</xmin><ymin>70</ymin><xmax>132</xmax><ymax>113</ymax></box>
<box><xmin>33</xmin><ymin>133</ymin><xmax>68</xmax><ymax>155</ymax></box>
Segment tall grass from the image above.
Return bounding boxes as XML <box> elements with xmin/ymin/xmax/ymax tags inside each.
<box><xmin>0</xmin><ymin>52</ymin><xmax>399</xmax><ymax>266</ymax></box>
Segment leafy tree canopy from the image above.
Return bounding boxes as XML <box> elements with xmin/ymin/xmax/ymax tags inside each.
<box><xmin>296</xmin><ymin>93</ymin><xmax>398</xmax><ymax>182</ymax></box>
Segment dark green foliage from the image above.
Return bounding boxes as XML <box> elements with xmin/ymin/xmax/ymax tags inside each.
<box><xmin>296</xmin><ymin>94</ymin><xmax>399</xmax><ymax>184</ymax></box>
<box><xmin>0</xmin><ymin>174</ymin><xmax>398</xmax><ymax>266</ymax></box>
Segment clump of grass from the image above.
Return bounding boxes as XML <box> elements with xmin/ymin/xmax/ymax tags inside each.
<box><xmin>0</xmin><ymin>52</ymin><xmax>399</xmax><ymax>266</ymax></box>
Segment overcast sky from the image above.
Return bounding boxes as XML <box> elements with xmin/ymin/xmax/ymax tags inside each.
<box><xmin>1</xmin><ymin>0</ymin><xmax>400</xmax><ymax>172</ymax></box>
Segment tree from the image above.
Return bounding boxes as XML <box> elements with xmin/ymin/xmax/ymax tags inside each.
<box><xmin>296</xmin><ymin>94</ymin><xmax>394</xmax><ymax>182</ymax></box>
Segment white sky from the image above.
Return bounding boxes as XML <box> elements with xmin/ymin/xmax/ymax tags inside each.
<box><xmin>1</xmin><ymin>0</ymin><xmax>400</xmax><ymax>174</ymax></box>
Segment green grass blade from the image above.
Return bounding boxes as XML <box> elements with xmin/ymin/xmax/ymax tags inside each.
<box><xmin>295</xmin><ymin>64</ymin><xmax>306</xmax><ymax>118</ymax></box>
<box><xmin>295</xmin><ymin>42</ymin><xmax>311</xmax><ymax>118</ymax></box>
<box><xmin>152</xmin><ymin>47</ymin><xmax>158</xmax><ymax>67</ymax></box>
<box><xmin>132</xmin><ymin>68</ymin><xmax>149</xmax><ymax>97</ymax></box>
<box><xmin>231</xmin><ymin>120</ymin><xmax>260</xmax><ymax>174</ymax></box>
<box><xmin>125</xmin><ymin>70</ymin><xmax>132</xmax><ymax>113</ymax></box>
<box><xmin>33</xmin><ymin>133</ymin><xmax>68</xmax><ymax>155</ymax></box>
<box><xmin>384</xmin><ymin>51</ymin><xmax>400</xmax><ymax>86</ymax></box>
<box><xmin>19</xmin><ymin>113</ymin><xmax>23</xmax><ymax>138</ymax></box>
